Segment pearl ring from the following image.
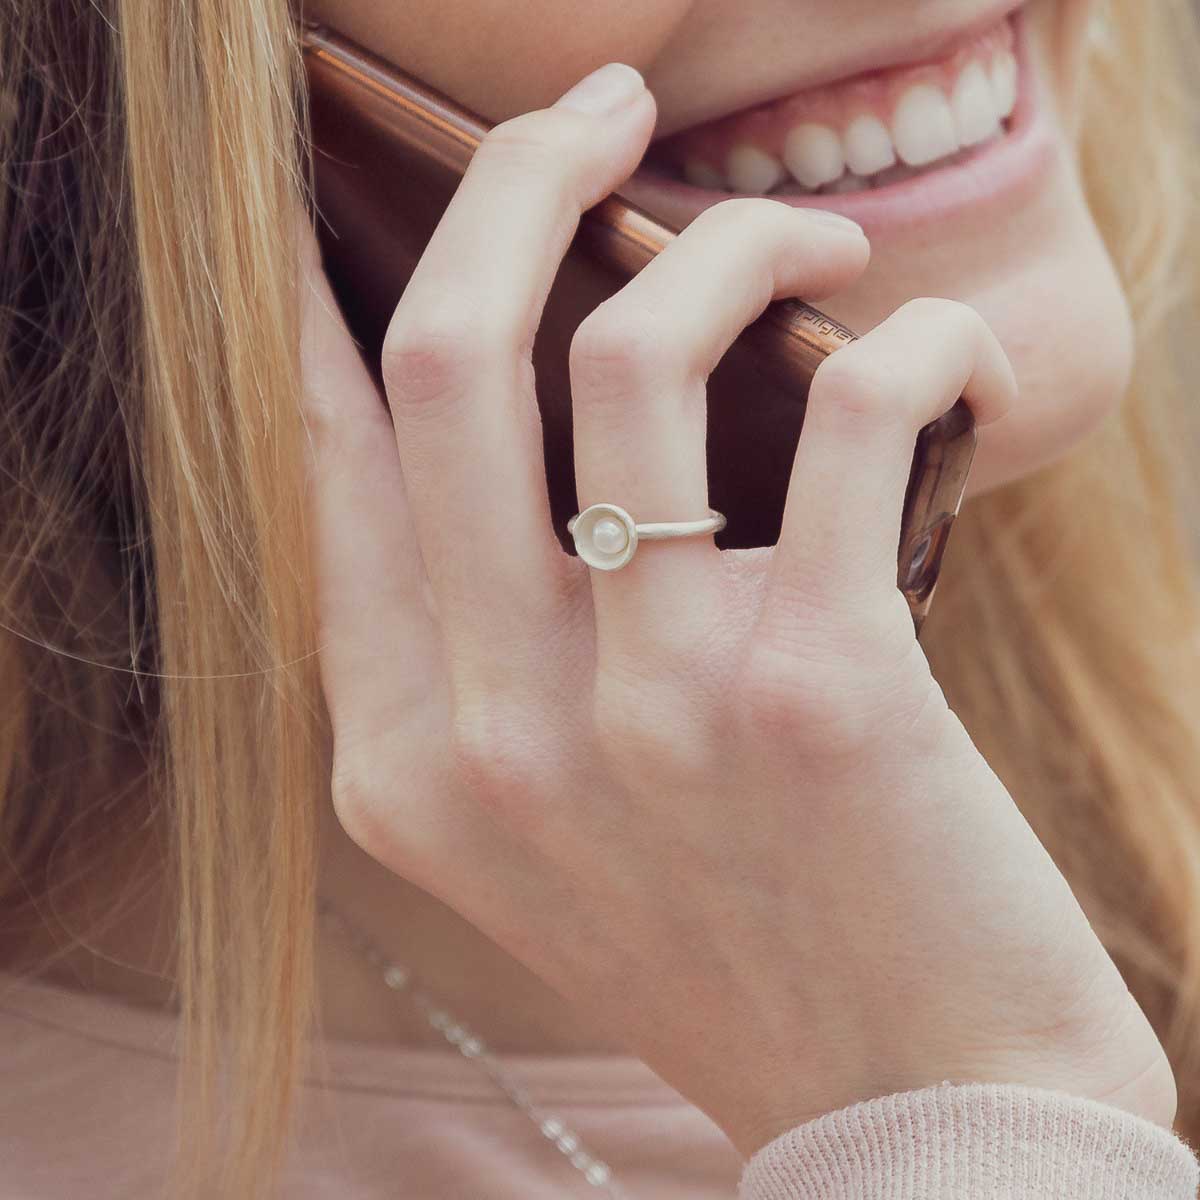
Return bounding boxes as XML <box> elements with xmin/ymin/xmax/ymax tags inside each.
<box><xmin>567</xmin><ymin>503</ymin><xmax>727</xmax><ymax>571</ymax></box>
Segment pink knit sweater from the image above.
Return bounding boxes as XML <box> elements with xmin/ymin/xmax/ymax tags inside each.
<box><xmin>2</xmin><ymin>969</ymin><xmax>1197</xmax><ymax>1198</ymax></box>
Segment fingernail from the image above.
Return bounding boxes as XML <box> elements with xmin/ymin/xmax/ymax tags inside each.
<box><xmin>554</xmin><ymin>63</ymin><xmax>645</xmax><ymax>116</ymax></box>
<box><xmin>802</xmin><ymin>207</ymin><xmax>865</xmax><ymax>235</ymax></box>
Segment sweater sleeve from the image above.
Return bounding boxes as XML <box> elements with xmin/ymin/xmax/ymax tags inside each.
<box><xmin>736</xmin><ymin>1081</ymin><xmax>1199</xmax><ymax>1199</ymax></box>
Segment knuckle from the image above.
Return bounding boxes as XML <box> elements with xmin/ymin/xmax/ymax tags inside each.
<box><xmin>738</xmin><ymin>620</ymin><xmax>951</xmax><ymax>759</ymax></box>
<box><xmin>299</xmin><ymin>381</ymin><xmax>350</xmax><ymax>450</ymax></box>
<box><xmin>570</xmin><ymin>304</ymin><xmax>677</xmax><ymax>395</ymax></box>
<box><xmin>810</xmin><ymin>297</ymin><xmax>995</xmax><ymax>432</ymax></box>
<box><xmin>682</xmin><ymin>198</ymin><xmax>802</xmax><ymax>277</ymax></box>
<box><xmin>474</xmin><ymin>111</ymin><xmax>574</xmax><ymax>182</ymax></box>
<box><xmin>898</xmin><ymin>295</ymin><xmax>996</xmax><ymax>401</ymax></box>
<box><xmin>302</xmin><ymin>376</ymin><xmax>394</xmax><ymax>461</ymax></box>
<box><xmin>691</xmin><ymin>195</ymin><xmax>786</xmax><ymax>235</ymax></box>
<box><xmin>381</xmin><ymin>316</ymin><xmax>473</xmax><ymax>401</ymax></box>
<box><xmin>899</xmin><ymin>295</ymin><xmax>982</xmax><ymax>334</ymax></box>
<box><xmin>381</xmin><ymin>312</ymin><xmax>510</xmax><ymax>405</ymax></box>
<box><xmin>686</xmin><ymin>197</ymin><xmax>810</xmax><ymax>270</ymax></box>
<box><xmin>808</xmin><ymin>350</ymin><xmax>900</xmax><ymax>428</ymax></box>
<box><xmin>299</xmin><ymin>376</ymin><xmax>339</xmax><ymax>444</ymax></box>
<box><xmin>896</xmin><ymin>297</ymin><xmax>992</xmax><ymax>374</ymax></box>
<box><xmin>956</xmin><ymin>304</ymin><xmax>998</xmax><ymax>358</ymax></box>
<box><xmin>329</xmin><ymin>751</ymin><xmax>391</xmax><ymax>857</ymax></box>
<box><xmin>736</xmin><ymin>639</ymin><xmax>879</xmax><ymax>757</ymax></box>
<box><xmin>448</xmin><ymin>697</ymin><xmax>556</xmax><ymax>810</ymax></box>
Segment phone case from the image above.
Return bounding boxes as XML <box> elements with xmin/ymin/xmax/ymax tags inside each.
<box><xmin>299</xmin><ymin>20</ymin><xmax>976</xmax><ymax>636</ymax></box>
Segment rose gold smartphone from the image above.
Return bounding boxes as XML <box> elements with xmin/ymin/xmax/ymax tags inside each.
<box><xmin>299</xmin><ymin>19</ymin><xmax>976</xmax><ymax>636</ymax></box>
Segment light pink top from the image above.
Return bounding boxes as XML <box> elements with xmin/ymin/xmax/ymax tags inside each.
<box><xmin>2</xmin><ymin>969</ymin><xmax>1197</xmax><ymax>1198</ymax></box>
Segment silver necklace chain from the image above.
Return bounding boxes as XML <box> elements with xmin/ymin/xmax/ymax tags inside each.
<box><xmin>316</xmin><ymin>897</ymin><xmax>634</xmax><ymax>1199</ymax></box>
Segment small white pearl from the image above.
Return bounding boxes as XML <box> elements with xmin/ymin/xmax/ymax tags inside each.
<box><xmin>591</xmin><ymin>517</ymin><xmax>628</xmax><ymax>555</ymax></box>
<box><xmin>383</xmin><ymin>966</ymin><xmax>408</xmax><ymax>990</ymax></box>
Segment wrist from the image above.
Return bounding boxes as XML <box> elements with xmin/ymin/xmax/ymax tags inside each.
<box><xmin>720</xmin><ymin>1041</ymin><xmax>1178</xmax><ymax>1162</ymax></box>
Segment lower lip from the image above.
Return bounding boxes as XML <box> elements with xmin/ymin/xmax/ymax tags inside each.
<box><xmin>621</xmin><ymin>6</ymin><xmax>1056</xmax><ymax>235</ymax></box>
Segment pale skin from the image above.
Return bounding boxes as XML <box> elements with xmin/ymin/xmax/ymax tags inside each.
<box><xmin>298</xmin><ymin>0</ymin><xmax>1175</xmax><ymax>1159</ymax></box>
<box><xmin>25</xmin><ymin>0</ymin><xmax>1173</xmax><ymax>1162</ymax></box>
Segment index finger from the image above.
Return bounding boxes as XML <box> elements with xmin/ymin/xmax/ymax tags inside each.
<box><xmin>377</xmin><ymin>69</ymin><xmax>657</xmax><ymax>687</ymax></box>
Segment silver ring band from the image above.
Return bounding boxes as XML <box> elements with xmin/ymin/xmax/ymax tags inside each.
<box><xmin>567</xmin><ymin>502</ymin><xmax>727</xmax><ymax>571</ymax></box>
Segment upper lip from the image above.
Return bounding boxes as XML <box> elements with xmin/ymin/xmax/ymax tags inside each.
<box><xmin>649</xmin><ymin>0</ymin><xmax>1025</xmax><ymax>142</ymax></box>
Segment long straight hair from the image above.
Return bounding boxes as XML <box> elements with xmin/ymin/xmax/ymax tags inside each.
<box><xmin>1</xmin><ymin>0</ymin><xmax>1199</xmax><ymax>1195</ymax></box>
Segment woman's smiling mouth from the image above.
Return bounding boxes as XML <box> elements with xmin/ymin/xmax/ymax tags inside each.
<box><xmin>623</xmin><ymin>1</ymin><xmax>1056</xmax><ymax>232</ymax></box>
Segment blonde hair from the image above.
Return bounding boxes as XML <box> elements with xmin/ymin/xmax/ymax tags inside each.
<box><xmin>0</xmin><ymin>0</ymin><xmax>1198</xmax><ymax>1195</ymax></box>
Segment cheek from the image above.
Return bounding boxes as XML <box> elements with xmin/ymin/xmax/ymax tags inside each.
<box><xmin>964</xmin><ymin>214</ymin><xmax>1134</xmax><ymax>498</ymax></box>
<box><xmin>350</xmin><ymin>0</ymin><xmax>694</xmax><ymax>122</ymax></box>
<box><xmin>959</xmin><ymin>0</ymin><xmax>1134</xmax><ymax>496</ymax></box>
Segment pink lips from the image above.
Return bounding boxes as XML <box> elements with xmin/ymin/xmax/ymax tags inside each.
<box><xmin>621</xmin><ymin>4</ymin><xmax>1056</xmax><ymax>235</ymax></box>
<box><xmin>651</xmin><ymin>17</ymin><xmax>1016</xmax><ymax>181</ymax></box>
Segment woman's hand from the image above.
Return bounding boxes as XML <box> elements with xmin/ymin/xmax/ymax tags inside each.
<box><xmin>298</xmin><ymin>63</ymin><xmax>1174</xmax><ymax>1157</ymax></box>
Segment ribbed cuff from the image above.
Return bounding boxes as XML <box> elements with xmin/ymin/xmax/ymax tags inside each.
<box><xmin>737</xmin><ymin>1081</ymin><xmax>1200</xmax><ymax>1199</ymax></box>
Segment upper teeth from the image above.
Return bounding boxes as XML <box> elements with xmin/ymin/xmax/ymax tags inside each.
<box><xmin>725</xmin><ymin>143</ymin><xmax>787</xmax><ymax>193</ymax></box>
<box><xmin>842</xmin><ymin>114</ymin><xmax>896</xmax><ymax>176</ymax></box>
<box><xmin>951</xmin><ymin>60</ymin><xmax>1002</xmax><ymax>145</ymax></box>
<box><xmin>782</xmin><ymin>123</ymin><xmax>845</xmax><ymax>189</ymax></box>
<box><xmin>683</xmin><ymin>47</ymin><xmax>1018</xmax><ymax>194</ymax></box>
<box><xmin>891</xmin><ymin>82</ymin><xmax>959</xmax><ymax>167</ymax></box>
